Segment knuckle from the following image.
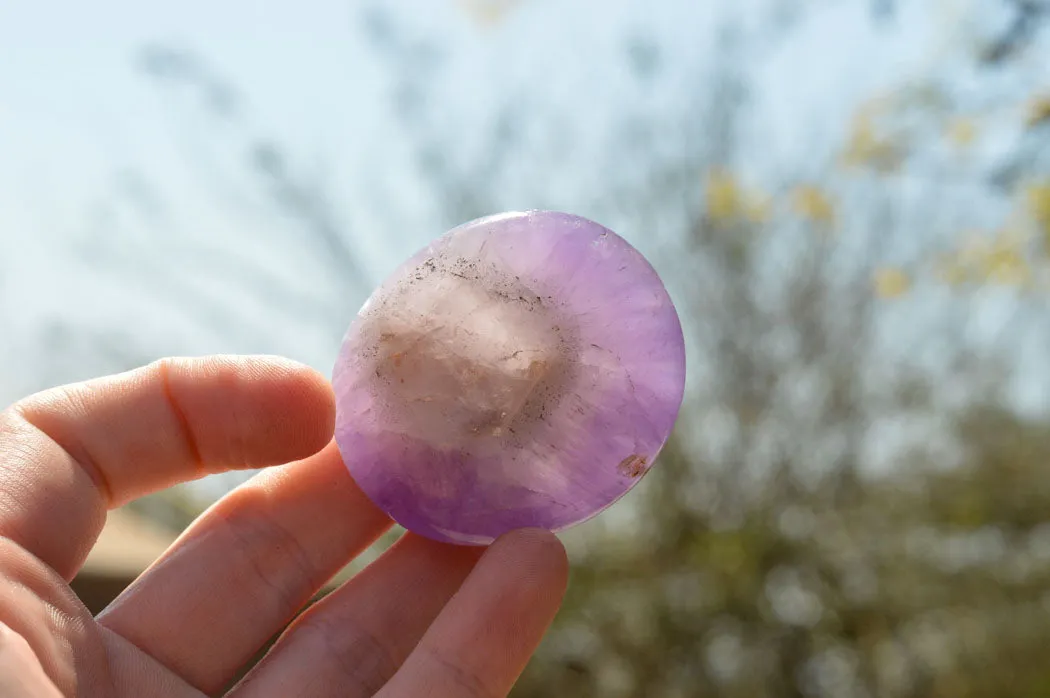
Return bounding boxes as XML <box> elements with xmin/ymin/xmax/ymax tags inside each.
<box><xmin>419</xmin><ymin>646</ymin><xmax>498</xmax><ymax>698</ymax></box>
<box><xmin>300</xmin><ymin>612</ymin><xmax>400</xmax><ymax>696</ymax></box>
<box><xmin>213</xmin><ymin>500</ymin><xmax>320</xmax><ymax>618</ymax></box>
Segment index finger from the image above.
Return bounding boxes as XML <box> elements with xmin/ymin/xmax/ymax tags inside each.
<box><xmin>0</xmin><ymin>355</ymin><xmax>334</xmax><ymax>579</ymax></box>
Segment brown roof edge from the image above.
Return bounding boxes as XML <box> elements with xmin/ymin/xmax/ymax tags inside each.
<box><xmin>79</xmin><ymin>507</ymin><xmax>181</xmax><ymax>579</ymax></box>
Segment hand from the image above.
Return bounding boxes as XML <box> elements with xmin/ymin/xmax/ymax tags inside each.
<box><xmin>0</xmin><ymin>356</ymin><xmax>568</xmax><ymax>697</ymax></box>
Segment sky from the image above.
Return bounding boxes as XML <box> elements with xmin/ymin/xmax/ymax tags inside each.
<box><xmin>0</xmin><ymin>0</ymin><xmax>953</xmax><ymax>261</ymax></box>
<box><xmin>0</xmin><ymin>0</ymin><xmax>418</xmax><ymax>404</ymax></box>
<box><xmin>1</xmin><ymin>0</ymin><xmax>1048</xmax><ymax>498</ymax></box>
<box><xmin>0</xmin><ymin>0</ymin><xmax>773</xmax><ymax>394</ymax></box>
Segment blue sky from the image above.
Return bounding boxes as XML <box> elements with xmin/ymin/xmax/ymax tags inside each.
<box><xmin>1</xmin><ymin>0</ymin><xmax>761</xmax><ymax>393</ymax></box>
<box><xmin>0</xmin><ymin>0</ymin><xmax>926</xmax><ymax>260</ymax></box>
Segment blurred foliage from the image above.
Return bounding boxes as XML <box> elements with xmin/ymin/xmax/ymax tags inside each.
<box><xmin>515</xmin><ymin>404</ymin><xmax>1050</xmax><ymax>697</ymax></box>
<box><xmin>936</xmin><ymin>229</ymin><xmax>1033</xmax><ymax>290</ymax></box>
<box><xmin>75</xmin><ymin>0</ymin><xmax>1050</xmax><ymax>695</ymax></box>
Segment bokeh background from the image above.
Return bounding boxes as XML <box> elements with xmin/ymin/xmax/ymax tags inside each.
<box><xmin>4</xmin><ymin>0</ymin><xmax>1050</xmax><ymax>695</ymax></box>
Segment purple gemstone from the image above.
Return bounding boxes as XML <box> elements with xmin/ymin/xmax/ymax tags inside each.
<box><xmin>332</xmin><ymin>211</ymin><xmax>686</xmax><ymax>544</ymax></box>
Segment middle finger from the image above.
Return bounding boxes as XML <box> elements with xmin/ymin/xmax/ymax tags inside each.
<box><xmin>98</xmin><ymin>443</ymin><xmax>392</xmax><ymax>695</ymax></box>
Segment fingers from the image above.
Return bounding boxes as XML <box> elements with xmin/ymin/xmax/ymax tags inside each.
<box><xmin>378</xmin><ymin>529</ymin><xmax>568</xmax><ymax>698</ymax></box>
<box><xmin>0</xmin><ymin>355</ymin><xmax>334</xmax><ymax>578</ymax></box>
<box><xmin>98</xmin><ymin>443</ymin><xmax>391</xmax><ymax>695</ymax></box>
<box><xmin>0</xmin><ymin>622</ymin><xmax>63</xmax><ymax>698</ymax></box>
<box><xmin>228</xmin><ymin>533</ymin><xmax>485</xmax><ymax>698</ymax></box>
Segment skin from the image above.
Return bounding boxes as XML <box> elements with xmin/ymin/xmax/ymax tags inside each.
<box><xmin>0</xmin><ymin>355</ymin><xmax>568</xmax><ymax>697</ymax></box>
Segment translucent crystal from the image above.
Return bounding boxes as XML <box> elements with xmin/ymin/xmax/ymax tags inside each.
<box><xmin>333</xmin><ymin>211</ymin><xmax>686</xmax><ymax>544</ymax></box>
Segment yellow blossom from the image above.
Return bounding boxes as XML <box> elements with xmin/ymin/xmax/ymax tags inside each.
<box><xmin>791</xmin><ymin>185</ymin><xmax>836</xmax><ymax>228</ymax></box>
<box><xmin>1025</xmin><ymin>181</ymin><xmax>1050</xmax><ymax>246</ymax></box>
<box><xmin>703</xmin><ymin>168</ymin><xmax>772</xmax><ymax>227</ymax></box>
<box><xmin>983</xmin><ymin>250</ymin><xmax>1030</xmax><ymax>286</ymax></box>
<box><xmin>704</xmin><ymin>169</ymin><xmax>744</xmax><ymax>222</ymax></box>
<box><xmin>946</xmin><ymin>118</ymin><xmax>977</xmax><ymax>147</ymax></box>
<box><xmin>1025</xmin><ymin>95</ymin><xmax>1050</xmax><ymax>129</ymax></box>
<box><xmin>873</xmin><ymin>267</ymin><xmax>911</xmax><ymax>299</ymax></box>
<box><xmin>982</xmin><ymin>230</ymin><xmax>1032</xmax><ymax>286</ymax></box>
<box><xmin>458</xmin><ymin>0</ymin><xmax>521</xmax><ymax>27</ymax></box>
<box><xmin>841</xmin><ymin>111</ymin><xmax>900</xmax><ymax>171</ymax></box>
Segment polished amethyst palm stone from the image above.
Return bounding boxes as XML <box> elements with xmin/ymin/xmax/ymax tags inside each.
<box><xmin>332</xmin><ymin>211</ymin><xmax>686</xmax><ymax>545</ymax></box>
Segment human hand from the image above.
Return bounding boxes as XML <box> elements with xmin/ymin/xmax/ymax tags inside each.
<box><xmin>0</xmin><ymin>356</ymin><xmax>568</xmax><ymax>697</ymax></box>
